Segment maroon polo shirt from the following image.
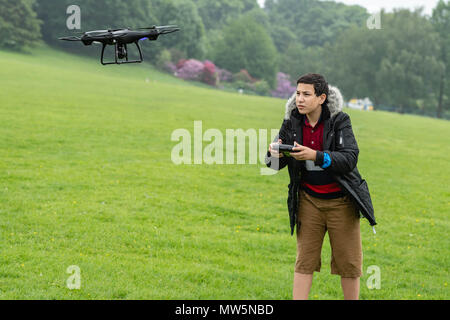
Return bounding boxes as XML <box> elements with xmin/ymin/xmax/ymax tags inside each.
<box><xmin>301</xmin><ymin>110</ymin><xmax>343</xmax><ymax>199</ymax></box>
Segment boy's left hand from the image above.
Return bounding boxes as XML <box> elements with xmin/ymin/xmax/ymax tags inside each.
<box><xmin>290</xmin><ymin>141</ymin><xmax>317</xmax><ymax>161</ymax></box>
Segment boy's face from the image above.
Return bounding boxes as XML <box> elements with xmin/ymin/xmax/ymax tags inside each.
<box><xmin>296</xmin><ymin>83</ymin><xmax>326</xmax><ymax>115</ymax></box>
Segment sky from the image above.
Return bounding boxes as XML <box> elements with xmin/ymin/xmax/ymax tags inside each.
<box><xmin>257</xmin><ymin>0</ymin><xmax>440</xmax><ymax>15</ymax></box>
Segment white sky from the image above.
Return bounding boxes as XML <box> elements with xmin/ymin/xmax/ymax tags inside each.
<box><xmin>257</xmin><ymin>0</ymin><xmax>440</xmax><ymax>15</ymax></box>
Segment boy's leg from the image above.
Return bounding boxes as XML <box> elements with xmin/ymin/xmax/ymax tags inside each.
<box><xmin>293</xmin><ymin>190</ymin><xmax>327</xmax><ymax>300</ymax></box>
<box><xmin>326</xmin><ymin>195</ymin><xmax>363</xmax><ymax>299</ymax></box>
<box><xmin>341</xmin><ymin>277</ymin><xmax>360</xmax><ymax>300</ymax></box>
<box><xmin>293</xmin><ymin>273</ymin><xmax>313</xmax><ymax>300</ymax></box>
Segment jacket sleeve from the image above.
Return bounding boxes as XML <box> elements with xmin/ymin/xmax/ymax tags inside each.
<box><xmin>265</xmin><ymin>119</ymin><xmax>290</xmax><ymax>171</ymax></box>
<box><xmin>316</xmin><ymin>113</ymin><xmax>359</xmax><ymax>174</ymax></box>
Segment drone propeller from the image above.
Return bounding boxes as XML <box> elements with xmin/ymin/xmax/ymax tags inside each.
<box><xmin>136</xmin><ymin>26</ymin><xmax>157</xmax><ymax>30</ymax></box>
<box><xmin>137</xmin><ymin>25</ymin><xmax>179</xmax><ymax>30</ymax></box>
<box><xmin>85</xmin><ymin>30</ymin><xmax>112</xmax><ymax>35</ymax></box>
<box><xmin>107</xmin><ymin>28</ymin><xmax>127</xmax><ymax>32</ymax></box>
<box><xmin>59</xmin><ymin>36</ymin><xmax>82</xmax><ymax>41</ymax></box>
<box><xmin>156</xmin><ymin>25</ymin><xmax>179</xmax><ymax>28</ymax></box>
<box><xmin>158</xmin><ymin>27</ymin><xmax>180</xmax><ymax>35</ymax></box>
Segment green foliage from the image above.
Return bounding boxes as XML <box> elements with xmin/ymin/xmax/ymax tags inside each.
<box><xmin>197</xmin><ymin>1</ymin><xmax>263</xmax><ymax>61</ymax></box>
<box><xmin>279</xmin><ymin>43</ymin><xmax>328</xmax><ymax>82</ymax></box>
<box><xmin>0</xmin><ymin>0</ymin><xmax>42</xmax><ymax>51</ymax></box>
<box><xmin>214</xmin><ymin>17</ymin><xmax>278</xmax><ymax>87</ymax></box>
<box><xmin>193</xmin><ymin>0</ymin><xmax>258</xmax><ymax>30</ymax></box>
<box><xmin>252</xmin><ymin>80</ymin><xmax>271</xmax><ymax>96</ymax></box>
<box><xmin>431</xmin><ymin>0</ymin><xmax>450</xmax><ymax>118</ymax></box>
<box><xmin>148</xmin><ymin>0</ymin><xmax>206</xmax><ymax>60</ymax></box>
<box><xmin>326</xmin><ymin>9</ymin><xmax>443</xmax><ymax>114</ymax></box>
<box><xmin>269</xmin><ymin>25</ymin><xmax>296</xmax><ymax>54</ymax></box>
<box><xmin>264</xmin><ymin>0</ymin><xmax>368</xmax><ymax>47</ymax></box>
<box><xmin>155</xmin><ymin>49</ymin><xmax>172</xmax><ymax>72</ymax></box>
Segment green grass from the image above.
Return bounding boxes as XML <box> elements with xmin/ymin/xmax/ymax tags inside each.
<box><xmin>0</xmin><ymin>45</ymin><xmax>449</xmax><ymax>300</ymax></box>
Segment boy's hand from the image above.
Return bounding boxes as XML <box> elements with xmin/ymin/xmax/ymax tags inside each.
<box><xmin>290</xmin><ymin>141</ymin><xmax>317</xmax><ymax>161</ymax></box>
<box><xmin>269</xmin><ymin>139</ymin><xmax>284</xmax><ymax>158</ymax></box>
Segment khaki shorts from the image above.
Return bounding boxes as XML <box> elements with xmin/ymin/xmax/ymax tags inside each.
<box><xmin>295</xmin><ymin>189</ymin><xmax>363</xmax><ymax>278</ymax></box>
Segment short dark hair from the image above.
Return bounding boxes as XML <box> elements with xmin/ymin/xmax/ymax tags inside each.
<box><xmin>297</xmin><ymin>73</ymin><xmax>329</xmax><ymax>106</ymax></box>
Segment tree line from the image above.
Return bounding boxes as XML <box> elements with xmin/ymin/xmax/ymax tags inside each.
<box><xmin>0</xmin><ymin>0</ymin><xmax>448</xmax><ymax>119</ymax></box>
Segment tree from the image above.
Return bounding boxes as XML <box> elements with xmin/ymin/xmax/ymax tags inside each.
<box><xmin>431</xmin><ymin>0</ymin><xmax>450</xmax><ymax>118</ymax></box>
<box><xmin>214</xmin><ymin>17</ymin><xmax>278</xmax><ymax>87</ymax></box>
<box><xmin>149</xmin><ymin>0</ymin><xmax>206</xmax><ymax>60</ymax></box>
<box><xmin>194</xmin><ymin>0</ymin><xmax>262</xmax><ymax>61</ymax></box>
<box><xmin>326</xmin><ymin>9</ymin><xmax>442</xmax><ymax>115</ymax></box>
<box><xmin>264</xmin><ymin>0</ymin><xmax>368</xmax><ymax>47</ymax></box>
<box><xmin>325</xmin><ymin>24</ymin><xmax>387</xmax><ymax>105</ymax></box>
<box><xmin>279</xmin><ymin>43</ymin><xmax>328</xmax><ymax>83</ymax></box>
<box><xmin>374</xmin><ymin>9</ymin><xmax>442</xmax><ymax>114</ymax></box>
<box><xmin>0</xmin><ymin>0</ymin><xmax>42</xmax><ymax>51</ymax></box>
<box><xmin>269</xmin><ymin>25</ymin><xmax>296</xmax><ymax>54</ymax></box>
<box><xmin>193</xmin><ymin>0</ymin><xmax>258</xmax><ymax>30</ymax></box>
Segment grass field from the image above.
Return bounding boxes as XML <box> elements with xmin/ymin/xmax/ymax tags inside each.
<box><xmin>0</xmin><ymin>45</ymin><xmax>449</xmax><ymax>300</ymax></box>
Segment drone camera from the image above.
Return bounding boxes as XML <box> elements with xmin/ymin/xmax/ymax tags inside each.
<box><xmin>117</xmin><ymin>44</ymin><xmax>127</xmax><ymax>59</ymax></box>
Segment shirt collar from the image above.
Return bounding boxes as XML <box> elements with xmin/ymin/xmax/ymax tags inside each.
<box><xmin>304</xmin><ymin>106</ymin><xmax>325</xmax><ymax>128</ymax></box>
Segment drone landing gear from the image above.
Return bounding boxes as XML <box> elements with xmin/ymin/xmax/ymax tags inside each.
<box><xmin>101</xmin><ymin>42</ymin><xmax>143</xmax><ymax>65</ymax></box>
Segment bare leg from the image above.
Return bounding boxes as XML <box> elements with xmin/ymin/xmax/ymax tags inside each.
<box><xmin>293</xmin><ymin>272</ymin><xmax>313</xmax><ymax>300</ymax></box>
<box><xmin>341</xmin><ymin>277</ymin><xmax>360</xmax><ymax>300</ymax></box>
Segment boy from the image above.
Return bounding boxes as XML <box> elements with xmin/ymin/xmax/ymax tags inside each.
<box><xmin>265</xmin><ymin>73</ymin><xmax>376</xmax><ymax>300</ymax></box>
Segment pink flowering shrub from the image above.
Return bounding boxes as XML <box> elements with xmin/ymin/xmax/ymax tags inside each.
<box><xmin>171</xmin><ymin>59</ymin><xmax>219</xmax><ymax>86</ymax></box>
<box><xmin>176</xmin><ymin>59</ymin><xmax>188</xmax><ymax>69</ymax></box>
<box><xmin>216</xmin><ymin>68</ymin><xmax>233</xmax><ymax>83</ymax></box>
<box><xmin>202</xmin><ymin>60</ymin><xmax>217</xmax><ymax>86</ymax></box>
<box><xmin>271</xmin><ymin>72</ymin><xmax>296</xmax><ymax>99</ymax></box>
<box><xmin>176</xmin><ymin>59</ymin><xmax>205</xmax><ymax>81</ymax></box>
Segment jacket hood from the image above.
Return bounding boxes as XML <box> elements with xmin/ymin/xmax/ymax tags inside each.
<box><xmin>283</xmin><ymin>85</ymin><xmax>344</xmax><ymax>120</ymax></box>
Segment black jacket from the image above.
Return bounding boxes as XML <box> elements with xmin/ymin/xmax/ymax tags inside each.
<box><xmin>265</xmin><ymin>88</ymin><xmax>376</xmax><ymax>235</ymax></box>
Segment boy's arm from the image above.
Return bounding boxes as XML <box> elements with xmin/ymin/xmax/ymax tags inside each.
<box><xmin>315</xmin><ymin>113</ymin><xmax>359</xmax><ymax>174</ymax></box>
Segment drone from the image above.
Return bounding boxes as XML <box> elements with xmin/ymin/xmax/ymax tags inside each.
<box><xmin>59</xmin><ymin>25</ymin><xmax>180</xmax><ymax>65</ymax></box>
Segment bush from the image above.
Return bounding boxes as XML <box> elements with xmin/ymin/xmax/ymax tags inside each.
<box><xmin>230</xmin><ymin>80</ymin><xmax>253</xmax><ymax>92</ymax></box>
<box><xmin>271</xmin><ymin>72</ymin><xmax>296</xmax><ymax>99</ymax></box>
<box><xmin>172</xmin><ymin>59</ymin><xmax>218</xmax><ymax>86</ymax></box>
<box><xmin>253</xmin><ymin>80</ymin><xmax>271</xmax><ymax>96</ymax></box>
<box><xmin>233</xmin><ymin>69</ymin><xmax>256</xmax><ymax>84</ymax></box>
<box><xmin>156</xmin><ymin>49</ymin><xmax>174</xmax><ymax>73</ymax></box>
<box><xmin>175</xmin><ymin>59</ymin><xmax>205</xmax><ymax>81</ymax></box>
<box><xmin>216</xmin><ymin>68</ymin><xmax>233</xmax><ymax>83</ymax></box>
<box><xmin>202</xmin><ymin>60</ymin><xmax>218</xmax><ymax>86</ymax></box>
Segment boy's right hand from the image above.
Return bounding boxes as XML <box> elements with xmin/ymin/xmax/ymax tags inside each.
<box><xmin>269</xmin><ymin>139</ymin><xmax>284</xmax><ymax>158</ymax></box>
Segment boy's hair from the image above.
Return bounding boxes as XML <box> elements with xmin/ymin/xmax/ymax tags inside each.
<box><xmin>297</xmin><ymin>73</ymin><xmax>329</xmax><ymax>107</ymax></box>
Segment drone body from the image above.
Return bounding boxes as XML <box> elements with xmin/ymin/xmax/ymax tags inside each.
<box><xmin>59</xmin><ymin>26</ymin><xmax>179</xmax><ymax>65</ymax></box>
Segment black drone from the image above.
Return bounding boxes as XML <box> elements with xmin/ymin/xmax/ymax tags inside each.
<box><xmin>59</xmin><ymin>25</ymin><xmax>180</xmax><ymax>65</ymax></box>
